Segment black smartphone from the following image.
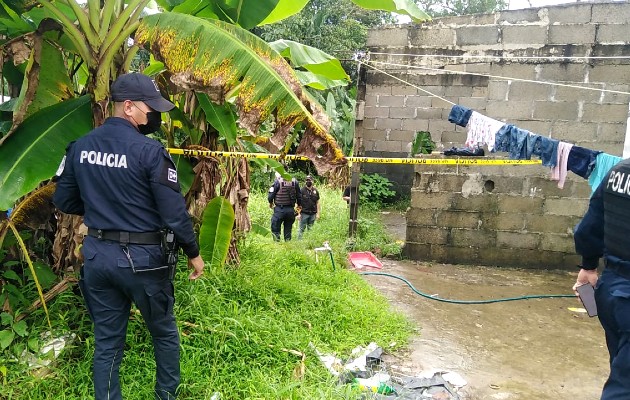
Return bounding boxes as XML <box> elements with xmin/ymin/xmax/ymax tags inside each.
<box><xmin>577</xmin><ymin>284</ymin><xmax>598</xmax><ymax>317</ymax></box>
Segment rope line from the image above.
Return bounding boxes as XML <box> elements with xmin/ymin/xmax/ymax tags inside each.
<box><xmin>358</xmin><ymin>60</ymin><xmax>456</xmax><ymax>105</ymax></box>
<box><xmin>369</xmin><ymin>51</ymin><xmax>630</xmax><ymax>61</ymax></box>
<box><xmin>366</xmin><ymin>60</ymin><xmax>630</xmax><ymax>96</ymax></box>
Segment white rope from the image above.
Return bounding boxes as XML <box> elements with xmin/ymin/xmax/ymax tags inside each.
<box><xmin>369</xmin><ymin>51</ymin><xmax>630</xmax><ymax>61</ymax></box>
<box><xmin>367</xmin><ymin>60</ymin><xmax>630</xmax><ymax>96</ymax></box>
<box><xmin>359</xmin><ymin>61</ymin><xmax>456</xmax><ymax>106</ymax></box>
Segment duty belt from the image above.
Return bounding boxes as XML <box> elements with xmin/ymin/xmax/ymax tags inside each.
<box><xmin>87</xmin><ymin>228</ymin><xmax>162</xmax><ymax>245</ymax></box>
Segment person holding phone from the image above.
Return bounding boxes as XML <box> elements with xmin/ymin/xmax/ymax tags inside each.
<box><xmin>574</xmin><ymin>158</ymin><xmax>630</xmax><ymax>399</ymax></box>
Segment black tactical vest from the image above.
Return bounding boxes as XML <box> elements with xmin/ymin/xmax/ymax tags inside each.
<box><xmin>275</xmin><ymin>179</ymin><xmax>296</xmax><ymax>206</ymax></box>
<box><xmin>603</xmin><ymin>159</ymin><xmax>630</xmax><ymax>261</ymax></box>
<box><xmin>301</xmin><ymin>187</ymin><xmax>318</xmax><ymax>213</ymax></box>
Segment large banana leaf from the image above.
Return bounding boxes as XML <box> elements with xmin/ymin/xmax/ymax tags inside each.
<box><xmin>259</xmin><ymin>0</ymin><xmax>309</xmax><ymax>26</ymax></box>
<box><xmin>11</xmin><ymin>39</ymin><xmax>74</xmax><ymax>134</ymax></box>
<box><xmin>0</xmin><ymin>95</ymin><xmax>92</xmax><ymax>211</ymax></box>
<box><xmin>270</xmin><ymin>40</ymin><xmax>349</xmax><ymax>82</ymax></box>
<box><xmin>137</xmin><ymin>13</ymin><xmax>346</xmax><ymax>174</ymax></box>
<box><xmin>198</xmin><ymin>196</ymin><xmax>234</xmax><ymax>269</ymax></box>
<box><xmin>171</xmin><ymin>0</ymin><xmax>278</xmax><ymax>29</ymax></box>
<box><xmin>350</xmin><ymin>0</ymin><xmax>430</xmax><ymax>21</ymax></box>
<box><xmin>294</xmin><ymin>70</ymin><xmax>348</xmax><ymax>90</ymax></box>
<box><xmin>196</xmin><ymin>92</ymin><xmax>237</xmax><ymax>146</ymax></box>
<box><xmin>171</xmin><ymin>154</ymin><xmax>194</xmax><ymax>195</ymax></box>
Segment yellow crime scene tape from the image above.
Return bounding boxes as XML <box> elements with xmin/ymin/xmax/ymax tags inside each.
<box><xmin>167</xmin><ymin>148</ymin><xmax>542</xmax><ymax>165</ymax></box>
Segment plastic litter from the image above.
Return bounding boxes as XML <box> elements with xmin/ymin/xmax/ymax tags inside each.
<box><xmin>348</xmin><ymin>252</ymin><xmax>383</xmax><ymax>269</ymax></box>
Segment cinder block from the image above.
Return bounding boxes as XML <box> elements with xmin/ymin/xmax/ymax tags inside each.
<box><xmin>497</xmin><ymin>8</ymin><xmax>541</xmax><ymax>24</ymax></box>
<box><xmin>406</xmin><ymin>225</ymin><xmax>449</xmax><ymax>244</ymax></box>
<box><xmin>597</xmin><ymin>24</ymin><xmax>630</xmax><ymax>44</ymax></box>
<box><xmin>551</xmin><ymin>121</ymin><xmax>598</xmax><ymax>142</ymax></box>
<box><xmin>502</xmin><ymin>25</ymin><xmax>548</xmax><ymax>45</ymax></box>
<box><xmin>456</xmin><ymin>26</ymin><xmax>500</xmax><ymax>46</ymax></box>
<box><xmin>439</xmin><ymin>131</ymin><xmax>466</xmax><ymax>146</ymax></box>
<box><xmin>486</xmin><ymin>176</ymin><xmax>527</xmax><ymax>195</ymax></box>
<box><xmin>458</xmin><ymin>97</ymin><xmax>487</xmax><ymax>111</ymax></box>
<box><xmin>406</xmin><ymin>208</ymin><xmax>437</xmax><ymax>227</ymax></box>
<box><xmin>539</xmin><ymin>233</ymin><xmax>575</xmax><ymax>253</ymax></box>
<box><xmin>416</xmin><ymin>108</ymin><xmax>443</xmax><ymax>119</ymax></box>
<box><xmin>533</xmin><ymin>101</ymin><xmax>579</xmax><ymax>121</ymax></box>
<box><xmin>544</xmin><ymin>198</ymin><xmax>588</xmax><ymax>216</ymax></box>
<box><xmin>597</xmin><ymin>123</ymin><xmax>626</xmax><ymax>142</ymax></box>
<box><xmin>452</xmin><ymin>194</ymin><xmax>499</xmax><ymax>213</ymax></box>
<box><xmin>573</xmin><ymin>180</ymin><xmax>594</xmax><ymax>200</ymax></box>
<box><xmin>445</xmin><ymin>86</ymin><xmax>474</xmax><ymax>98</ymax></box>
<box><xmin>527</xmin><ymin>176</ymin><xmax>576</xmax><ymax>199</ymax></box>
<box><xmin>511</xmin><ymin>120</ymin><xmax>552</xmax><ymax>136</ymax></box>
<box><xmin>405</xmin><ymin>96</ymin><xmax>433</xmax><ymax>108</ymax></box>
<box><xmin>582</xmin><ymin>104</ymin><xmax>629</xmax><ymax>123</ymax></box>
<box><xmin>374</xmin><ymin>140</ymin><xmax>402</xmax><ymax>153</ymax></box>
<box><xmin>548</xmin><ymin>24</ymin><xmax>596</xmax><ymax>45</ymax></box>
<box><xmin>411</xmin><ymin>191</ymin><xmax>454</xmax><ymax>209</ymax></box>
<box><xmin>493</xmin><ymin>213</ymin><xmax>525</xmax><ymax>231</ymax></box>
<box><xmin>431</xmin><ymin>174</ymin><xmax>469</xmax><ymax>193</ymax></box>
<box><xmin>450</xmin><ymin>228</ymin><xmax>495</xmax><ymax>247</ymax></box>
<box><xmin>436</xmin><ymin>210</ymin><xmax>481</xmax><ymax>229</ymax></box>
<box><xmin>402</xmin><ymin>119</ymin><xmax>430</xmax><ymax>132</ymax></box>
<box><xmin>547</xmin><ymin>4</ymin><xmax>592</xmax><ymax>23</ymax></box>
<box><xmin>537</xmin><ymin>64</ymin><xmax>587</xmax><ymax>83</ymax></box>
<box><xmin>408</xmin><ymin>27</ymin><xmax>456</xmax><ymax>47</ymax></box>
<box><xmin>508</xmin><ymin>81</ymin><xmax>551</xmax><ymax>101</ymax></box>
<box><xmin>489</xmin><ymin>64</ymin><xmax>537</xmax><ymax>81</ymax></box>
<box><xmin>389</xmin><ymin>130</ymin><xmax>415</xmax><ymax>142</ymax></box>
<box><xmin>440</xmin><ymin>13</ymin><xmax>495</xmax><ymax>25</ymax></box>
<box><xmin>554</xmin><ymin>84</ymin><xmax>603</xmax><ymax>102</ymax></box>
<box><xmin>375</xmin><ymin>118</ymin><xmax>403</xmax><ymax>130</ymax></box>
<box><xmin>497</xmin><ymin>231</ymin><xmax>540</xmax><ymax>249</ymax></box>
<box><xmin>365</xmin><ymin>95</ymin><xmax>379</xmax><ymax>107</ymax></box>
<box><xmin>602</xmin><ymin>84</ymin><xmax>630</xmax><ymax>104</ymax></box>
<box><xmin>361</xmin><ymin>130</ymin><xmax>386</xmax><ymax>142</ymax></box>
<box><xmin>590</xmin><ymin>65</ymin><xmax>630</xmax><ymax>84</ymax></box>
<box><xmin>392</xmin><ymin>85</ymin><xmax>421</xmax><ymax>96</ymax></box>
<box><xmin>404</xmin><ymin>242</ymin><xmax>431</xmax><ymax>260</ymax></box>
<box><xmin>378</xmin><ymin>95</ymin><xmax>405</xmax><ymax>108</ymax></box>
<box><xmin>497</xmin><ymin>194</ymin><xmax>544</xmax><ymax>213</ymax></box>
<box><xmin>471</xmin><ymin>86</ymin><xmax>488</xmax><ymax>97</ymax></box>
<box><xmin>487</xmin><ymin>100</ymin><xmax>533</xmax><ymax>120</ymax></box>
<box><xmin>591</xmin><ymin>3</ymin><xmax>630</xmax><ymax>24</ymax></box>
<box><xmin>591</xmin><ymin>142</ymin><xmax>623</xmax><ymax>156</ymax></box>
<box><xmin>429</xmin><ymin>120</ymin><xmax>459</xmax><ymax>135</ymax></box>
<box><xmin>367</xmin><ymin>28</ymin><xmax>408</xmax><ymax>47</ymax></box>
<box><xmin>389</xmin><ymin>107</ymin><xmax>416</xmax><ymax>119</ymax></box>
<box><xmin>525</xmin><ymin>214</ymin><xmax>580</xmax><ymax>234</ymax></box>
<box><xmin>488</xmin><ymin>80</ymin><xmax>509</xmax><ymax>101</ymax></box>
<box><xmin>441</xmin><ymin>245</ymin><xmax>482</xmax><ymax>265</ymax></box>
<box><xmin>367</xmin><ymin>85</ymin><xmax>391</xmax><ymax>96</ymax></box>
<box><xmin>364</xmin><ymin>106</ymin><xmax>389</xmax><ymax>119</ymax></box>
<box><xmin>480</xmin><ymin>248</ymin><xmax>564</xmax><ymax>269</ymax></box>
<box><xmin>360</xmin><ymin>118</ymin><xmax>377</xmax><ymax>130</ymax></box>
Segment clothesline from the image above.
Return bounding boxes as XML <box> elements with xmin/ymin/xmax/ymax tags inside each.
<box><xmin>359</xmin><ymin>61</ymin><xmax>456</xmax><ymax>105</ymax></box>
<box><xmin>366</xmin><ymin>60</ymin><xmax>630</xmax><ymax>96</ymax></box>
<box><xmin>369</xmin><ymin>52</ymin><xmax>630</xmax><ymax>61</ymax></box>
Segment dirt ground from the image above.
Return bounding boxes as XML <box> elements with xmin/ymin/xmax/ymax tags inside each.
<box><xmin>362</xmin><ymin>211</ymin><xmax>609</xmax><ymax>399</ymax></box>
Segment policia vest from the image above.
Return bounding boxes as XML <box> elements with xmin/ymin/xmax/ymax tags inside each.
<box><xmin>603</xmin><ymin>159</ymin><xmax>630</xmax><ymax>261</ymax></box>
<box><xmin>274</xmin><ymin>179</ymin><xmax>298</xmax><ymax>206</ymax></box>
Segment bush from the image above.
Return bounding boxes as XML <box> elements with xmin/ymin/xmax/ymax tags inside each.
<box><xmin>359</xmin><ymin>174</ymin><xmax>396</xmax><ymax>205</ymax></box>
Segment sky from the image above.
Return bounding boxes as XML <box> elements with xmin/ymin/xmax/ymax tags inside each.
<box><xmin>507</xmin><ymin>0</ymin><xmax>577</xmax><ymax>10</ymax></box>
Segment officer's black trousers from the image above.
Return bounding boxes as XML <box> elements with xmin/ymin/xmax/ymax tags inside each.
<box><xmin>271</xmin><ymin>205</ymin><xmax>296</xmax><ymax>241</ymax></box>
<box><xmin>80</xmin><ymin>237</ymin><xmax>179</xmax><ymax>400</ymax></box>
<box><xmin>596</xmin><ymin>269</ymin><xmax>630</xmax><ymax>400</ymax></box>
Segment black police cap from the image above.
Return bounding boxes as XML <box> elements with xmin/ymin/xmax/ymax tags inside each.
<box><xmin>111</xmin><ymin>73</ymin><xmax>174</xmax><ymax>112</ymax></box>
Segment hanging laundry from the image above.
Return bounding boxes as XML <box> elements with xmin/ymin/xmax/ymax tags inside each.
<box><xmin>465</xmin><ymin>111</ymin><xmax>504</xmax><ymax>151</ymax></box>
<box><xmin>567</xmin><ymin>146</ymin><xmax>601</xmax><ymax>179</ymax></box>
<box><xmin>448</xmin><ymin>105</ymin><xmax>473</xmax><ymax>127</ymax></box>
<box><xmin>529</xmin><ymin>135</ymin><xmax>559</xmax><ymax>168</ymax></box>
<box><xmin>588</xmin><ymin>153</ymin><xmax>624</xmax><ymax>193</ymax></box>
<box><xmin>551</xmin><ymin>142</ymin><xmax>574</xmax><ymax>189</ymax></box>
<box><xmin>493</xmin><ymin>125</ymin><xmax>558</xmax><ymax>166</ymax></box>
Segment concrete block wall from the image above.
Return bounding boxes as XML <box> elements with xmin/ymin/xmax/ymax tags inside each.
<box><xmin>360</xmin><ymin>2</ymin><xmax>630</xmax><ymax>268</ymax></box>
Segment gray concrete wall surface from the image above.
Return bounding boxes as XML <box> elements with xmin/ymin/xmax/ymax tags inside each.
<box><xmin>359</xmin><ymin>2</ymin><xmax>630</xmax><ymax>268</ymax></box>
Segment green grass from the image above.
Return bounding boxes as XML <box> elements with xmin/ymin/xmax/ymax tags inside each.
<box><xmin>1</xmin><ymin>187</ymin><xmax>413</xmax><ymax>399</ymax></box>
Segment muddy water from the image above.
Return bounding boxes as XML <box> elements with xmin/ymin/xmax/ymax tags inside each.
<box><xmin>366</xmin><ymin>212</ymin><xmax>609</xmax><ymax>399</ymax></box>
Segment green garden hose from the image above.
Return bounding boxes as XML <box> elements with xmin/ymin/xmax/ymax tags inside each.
<box><xmin>360</xmin><ymin>272</ymin><xmax>575</xmax><ymax>304</ymax></box>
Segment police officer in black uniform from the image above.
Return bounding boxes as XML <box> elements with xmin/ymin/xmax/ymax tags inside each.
<box><xmin>574</xmin><ymin>158</ymin><xmax>630</xmax><ymax>399</ymax></box>
<box><xmin>298</xmin><ymin>175</ymin><xmax>320</xmax><ymax>239</ymax></box>
<box><xmin>53</xmin><ymin>73</ymin><xmax>205</xmax><ymax>400</ymax></box>
<box><xmin>268</xmin><ymin>172</ymin><xmax>301</xmax><ymax>241</ymax></box>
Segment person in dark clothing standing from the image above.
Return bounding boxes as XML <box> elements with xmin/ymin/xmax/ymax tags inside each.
<box><xmin>268</xmin><ymin>172</ymin><xmax>301</xmax><ymax>241</ymax></box>
<box><xmin>53</xmin><ymin>73</ymin><xmax>205</xmax><ymax>400</ymax></box>
<box><xmin>298</xmin><ymin>175</ymin><xmax>320</xmax><ymax>239</ymax></box>
<box><xmin>574</xmin><ymin>158</ymin><xmax>630</xmax><ymax>400</ymax></box>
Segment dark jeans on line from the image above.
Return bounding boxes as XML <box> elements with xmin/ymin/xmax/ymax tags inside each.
<box><xmin>79</xmin><ymin>236</ymin><xmax>179</xmax><ymax>400</ymax></box>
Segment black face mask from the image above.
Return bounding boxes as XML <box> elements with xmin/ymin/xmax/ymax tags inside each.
<box><xmin>138</xmin><ymin>111</ymin><xmax>162</xmax><ymax>135</ymax></box>
<box><xmin>306</xmin><ymin>181</ymin><xmax>313</xmax><ymax>187</ymax></box>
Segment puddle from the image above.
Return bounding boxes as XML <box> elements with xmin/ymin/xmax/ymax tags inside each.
<box><xmin>363</xmin><ymin>260</ymin><xmax>608</xmax><ymax>399</ymax></box>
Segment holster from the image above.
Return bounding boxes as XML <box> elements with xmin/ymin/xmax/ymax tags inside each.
<box><xmin>161</xmin><ymin>229</ymin><xmax>179</xmax><ymax>280</ymax></box>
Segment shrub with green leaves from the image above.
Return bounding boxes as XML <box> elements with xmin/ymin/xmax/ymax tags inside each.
<box><xmin>359</xmin><ymin>174</ymin><xmax>396</xmax><ymax>205</ymax></box>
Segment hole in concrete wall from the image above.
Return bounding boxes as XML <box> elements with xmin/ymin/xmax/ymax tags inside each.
<box><xmin>484</xmin><ymin>180</ymin><xmax>495</xmax><ymax>192</ymax></box>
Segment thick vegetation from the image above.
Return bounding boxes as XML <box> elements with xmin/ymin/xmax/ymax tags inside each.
<box><xmin>2</xmin><ymin>187</ymin><xmax>412</xmax><ymax>399</ymax></box>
